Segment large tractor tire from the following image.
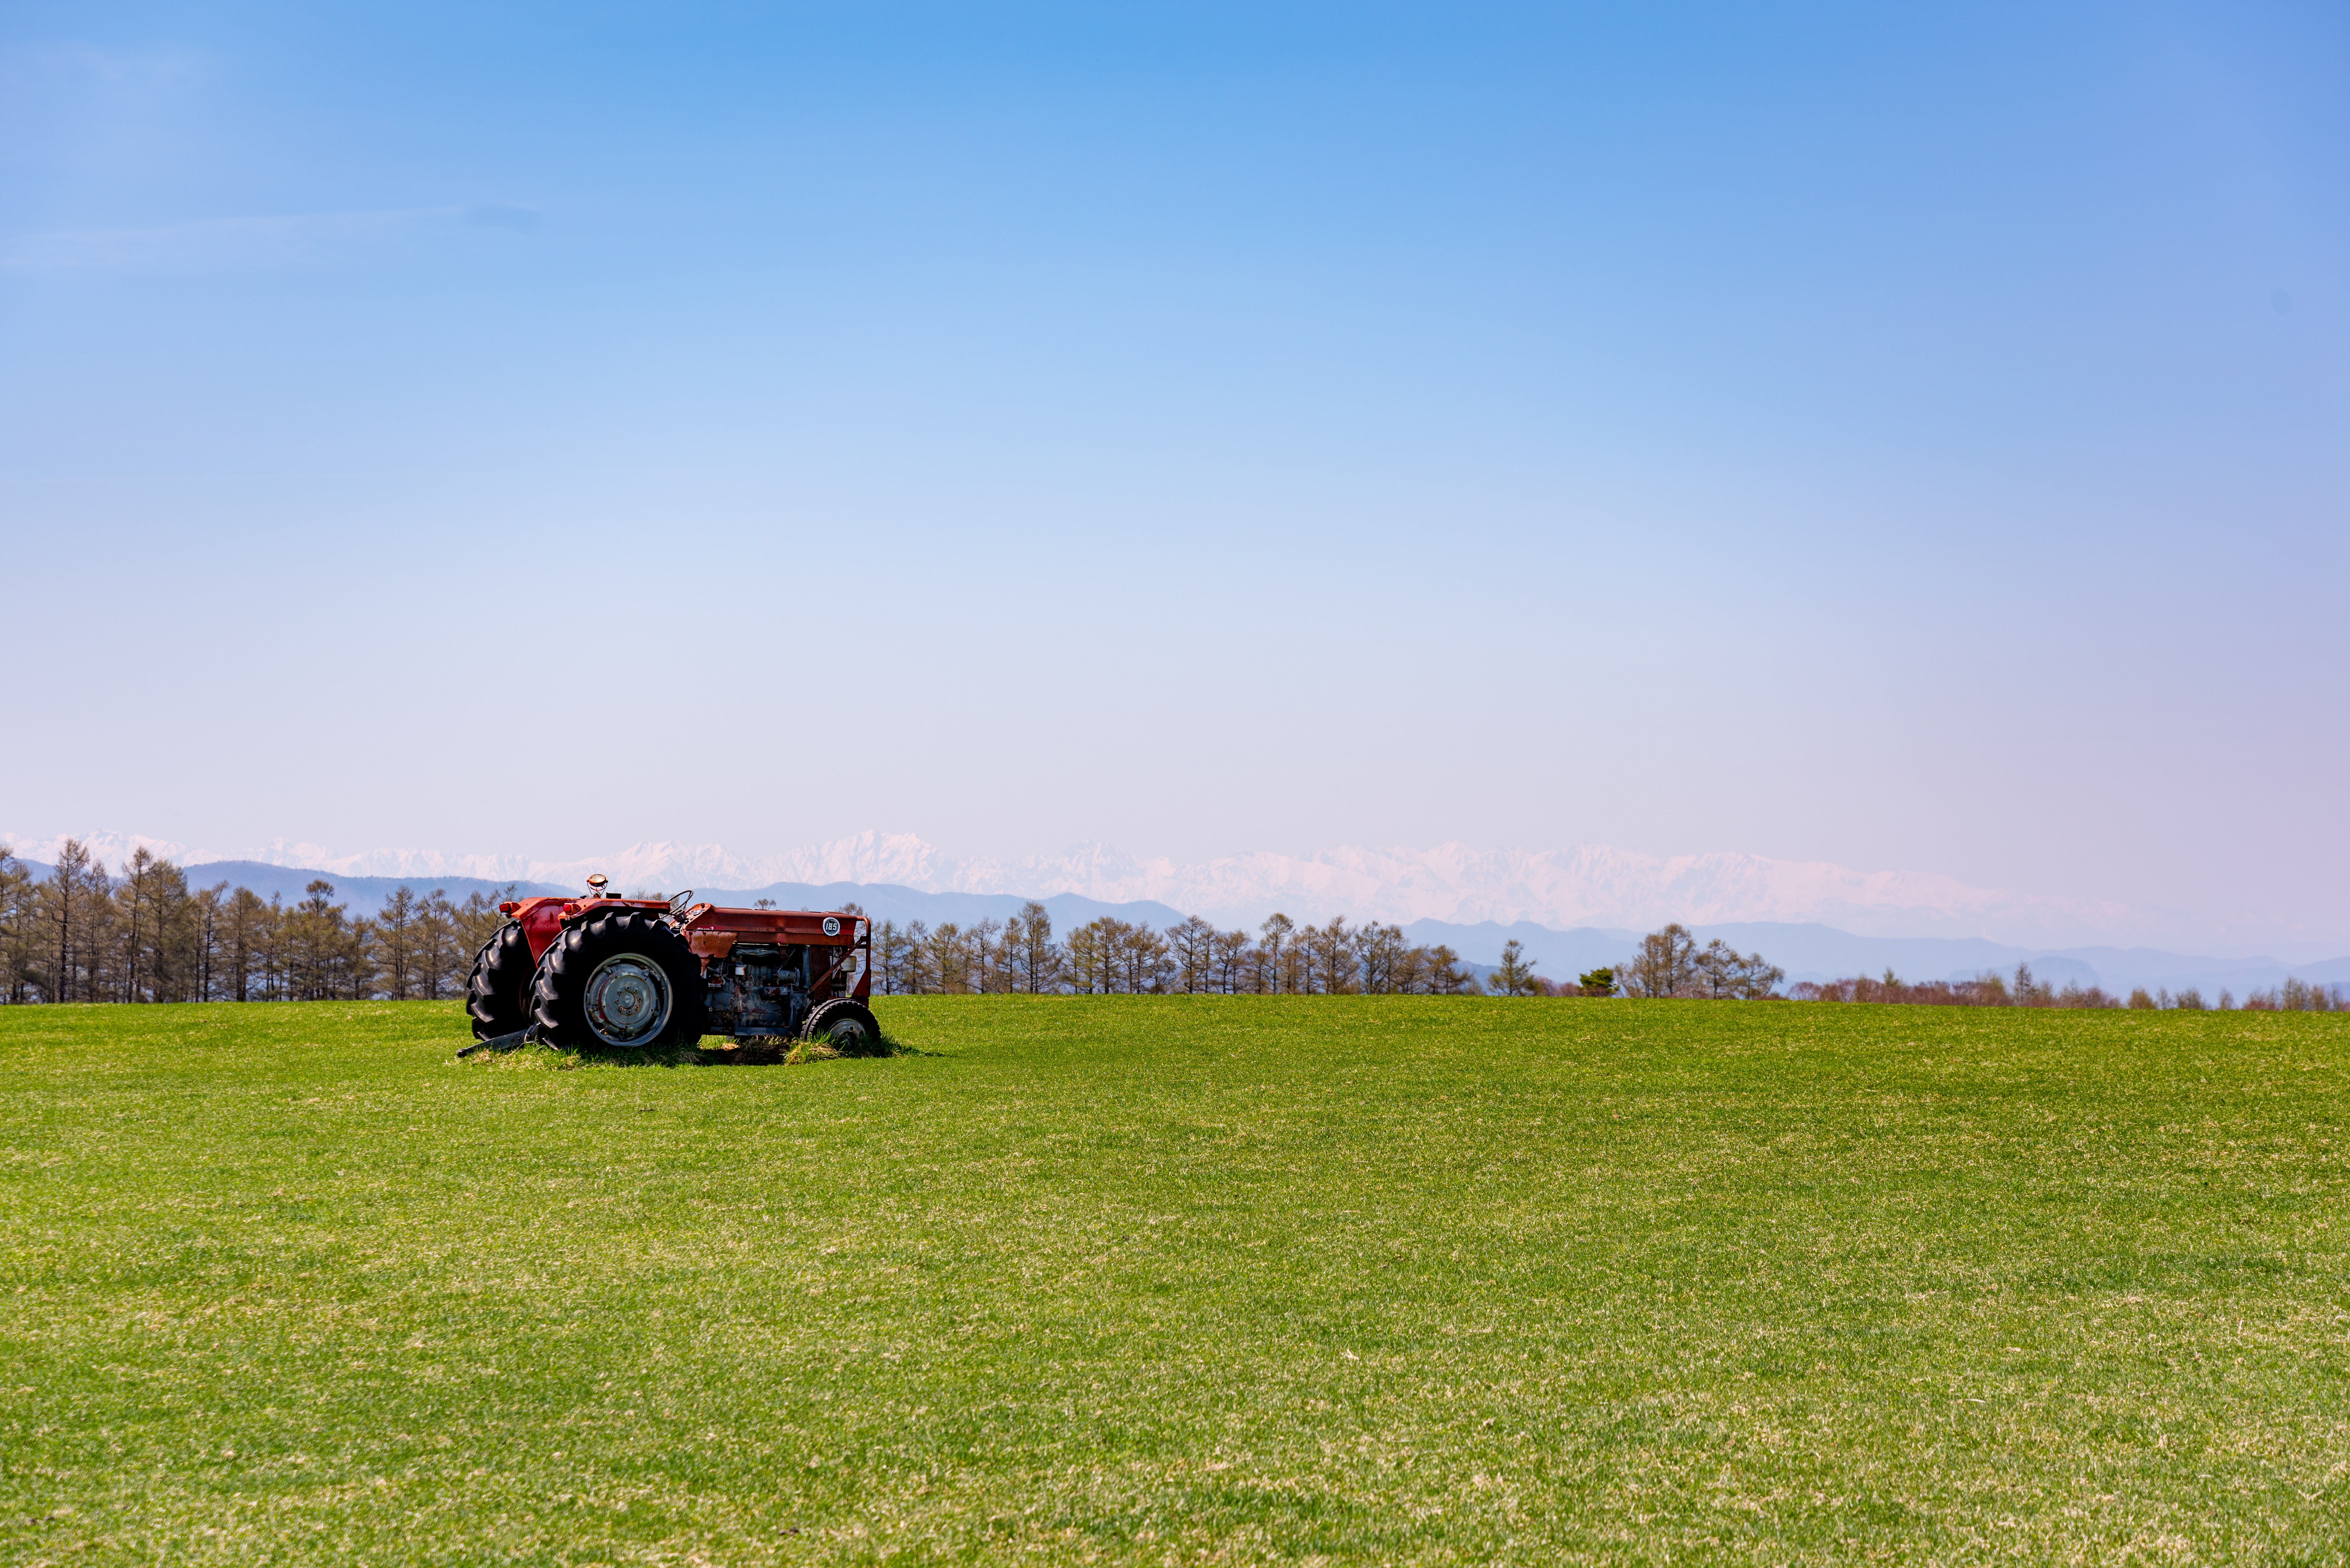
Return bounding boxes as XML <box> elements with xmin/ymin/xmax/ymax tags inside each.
<box><xmin>530</xmin><ymin>911</ymin><xmax>707</xmax><ymax>1052</ymax></box>
<box><xmin>801</xmin><ymin>998</ymin><xmax>885</xmax><ymax>1057</ymax></box>
<box><xmin>464</xmin><ymin>923</ymin><xmax>538</xmax><ymax>1041</ymax></box>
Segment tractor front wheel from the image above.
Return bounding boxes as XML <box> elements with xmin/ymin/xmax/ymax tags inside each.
<box><xmin>531</xmin><ymin>912</ymin><xmax>708</xmax><ymax>1052</ymax></box>
<box><xmin>464</xmin><ymin>923</ymin><xmax>537</xmax><ymax>1041</ymax></box>
<box><xmin>801</xmin><ymin>998</ymin><xmax>884</xmax><ymax>1056</ymax></box>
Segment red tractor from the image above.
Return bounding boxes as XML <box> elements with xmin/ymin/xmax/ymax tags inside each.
<box><xmin>463</xmin><ymin>875</ymin><xmax>879</xmax><ymax>1054</ymax></box>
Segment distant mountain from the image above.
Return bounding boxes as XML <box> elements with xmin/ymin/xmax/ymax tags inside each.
<box><xmin>687</xmin><ymin>881</ymin><xmax>1194</xmax><ymax>935</ymax></box>
<box><xmin>502</xmin><ymin>833</ymin><xmax>2160</xmax><ymax>948</ymax></box>
<box><xmin>180</xmin><ymin>866</ymin><xmax>1197</xmax><ymax>935</ymax></box>
<box><xmin>469</xmin><ymin>835</ymin><xmax>2310</xmax><ymax>954</ymax></box>
<box><xmin>178</xmin><ymin>862</ymin><xmax>574</xmax><ymax>911</ymax></box>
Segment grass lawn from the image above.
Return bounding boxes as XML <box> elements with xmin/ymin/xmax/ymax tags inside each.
<box><xmin>3</xmin><ymin>996</ymin><xmax>2345</xmax><ymax>1565</ymax></box>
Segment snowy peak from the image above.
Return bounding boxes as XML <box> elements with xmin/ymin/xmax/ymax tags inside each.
<box><xmin>917</xmin><ymin>841</ymin><xmax>2156</xmax><ymax>948</ymax></box>
<box><xmin>0</xmin><ymin>826</ymin><xmax>2279</xmax><ymax>951</ymax></box>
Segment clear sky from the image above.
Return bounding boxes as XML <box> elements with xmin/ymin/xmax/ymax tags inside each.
<box><xmin>4</xmin><ymin>1</ymin><xmax>2345</xmax><ymax>940</ymax></box>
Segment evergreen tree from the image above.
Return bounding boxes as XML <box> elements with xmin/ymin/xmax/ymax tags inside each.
<box><xmin>1490</xmin><ymin>939</ymin><xmax>1542</xmax><ymax>997</ymax></box>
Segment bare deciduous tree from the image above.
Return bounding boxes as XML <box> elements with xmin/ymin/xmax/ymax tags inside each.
<box><xmin>1167</xmin><ymin>915</ymin><xmax>1217</xmax><ymax>994</ymax></box>
<box><xmin>1211</xmin><ymin>927</ymin><xmax>1253</xmax><ymax>994</ymax></box>
<box><xmin>1005</xmin><ymin>902</ymin><xmax>1062</xmax><ymax>993</ymax></box>
<box><xmin>1357</xmin><ymin>924</ymin><xmax>1406</xmax><ymax>993</ymax></box>
<box><xmin>1256</xmin><ymin>914</ymin><xmax>1296</xmax><ymax>994</ymax></box>
<box><xmin>1694</xmin><ymin>938</ymin><xmax>1783</xmax><ymax>1000</ymax></box>
<box><xmin>1622</xmin><ymin>923</ymin><xmax>1700</xmax><ymax>999</ymax></box>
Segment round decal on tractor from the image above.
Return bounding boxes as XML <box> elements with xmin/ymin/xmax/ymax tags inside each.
<box><xmin>822</xmin><ymin>916</ymin><xmax>841</xmax><ymax>936</ymax></box>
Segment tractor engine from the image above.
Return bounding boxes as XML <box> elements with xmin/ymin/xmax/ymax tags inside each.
<box><xmin>681</xmin><ymin>905</ymin><xmax>869</xmax><ymax>1042</ymax></box>
<box><xmin>701</xmin><ymin>940</ymin><xmax>862</xmax><ymax>1039</ymax></box>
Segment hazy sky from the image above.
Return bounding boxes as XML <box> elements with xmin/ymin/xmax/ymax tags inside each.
<box><xmin>4</xmin><ymin>1</ymin><xmax>2345</xmax><ymax>937</ymax></box>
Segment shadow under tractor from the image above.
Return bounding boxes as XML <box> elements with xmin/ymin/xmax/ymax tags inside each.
<box><xmin>462</xmin><ymin>876</ymin><xmax>879</xmax><ymax>1055</ymax></box>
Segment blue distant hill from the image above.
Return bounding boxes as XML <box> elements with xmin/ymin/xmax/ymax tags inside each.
<box><xmin>177</xmin><ymin>861</ymin><xmax>576</xmax><ymax>909</ymax></box>
<box><xmin>1399</xmin><ymin>917</ymin><xmax>2350</xmax><ymax>998</ymax></box>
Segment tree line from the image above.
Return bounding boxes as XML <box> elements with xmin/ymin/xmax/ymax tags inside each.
<box><xmin>1617</xmin><ymin>925</ymin><xmax>2341</xmax><ymax>1011</ymax></box>
<box><xmin>865</xmin><ymin>913</ymin><xmax>1786</xmax><ymax>999</ymax></box>
<box><xmin>23</xmin><ymin>840</ymin><xmax>2325</xmax><ymax>1012</ymax></box>
<box><xmin>1793</xmin><ymin>965</ymin><xmax>2345</xmax><ymax>1011</ymax></box>
<box><xmin>867</xmin><ymin>906</ymin><xmax>1495</xmax><ymax>995</ymax></box>
<box><xmin>0</xmin><ymin>845</ymin><xmax>1792</xmax><ymax>1006</ymax></box>
<box><xmin>0</xmin><ymin>841</ymin><xmax>512</xmax><ymax>1005</ymax></box>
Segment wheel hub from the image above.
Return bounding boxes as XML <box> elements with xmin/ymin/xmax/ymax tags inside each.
<box><xmin>584</xmin><ymin>954</ymin><xmax>671</xmax><ymax>1047</ymax></box>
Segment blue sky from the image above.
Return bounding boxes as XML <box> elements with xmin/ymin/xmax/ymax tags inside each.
<box><xmin>4</xmin><ymin>1</ymin><xmax>2345</xmax><ymax>939</ymax></box>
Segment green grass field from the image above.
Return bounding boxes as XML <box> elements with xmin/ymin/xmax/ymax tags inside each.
<box><xmin>4</xmin><ymin>998</ymin><xmax>2345</xmax><ymax>1565</ymax></box>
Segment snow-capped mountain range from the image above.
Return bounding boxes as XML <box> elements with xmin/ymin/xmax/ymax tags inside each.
<box><xmin>3</xmin><ymin>827</ymin><xmax>2309</xmax><ymax>954</ymax></box>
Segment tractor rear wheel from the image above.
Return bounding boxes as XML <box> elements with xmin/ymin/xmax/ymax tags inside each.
<box><xmin>801</xmin><ymin>998</ymin><xmax>884</xmax><ymax>1056</ymax></box>
<box><xmin>464</xmin><ymin>923</ymin><xmax>537</xmax><ymax>1041</ymax></box>
<box><xmin>531</xmin><ymin>911</ymin><xmax>707</xmax><ymax>1052</ymax></box>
